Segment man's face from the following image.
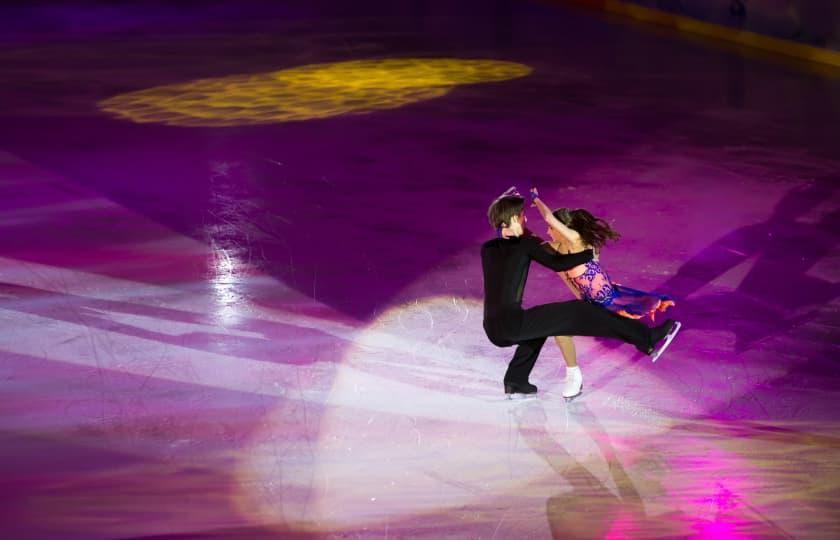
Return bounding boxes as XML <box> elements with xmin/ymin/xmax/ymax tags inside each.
<box><xmin>509</xmin><ymin>211</ymin><xmax>526</xmax><ymax>236</ymax></box>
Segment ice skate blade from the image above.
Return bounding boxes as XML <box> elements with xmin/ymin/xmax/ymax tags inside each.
<box><xmin>651</xmin><ymin>321</ymin><xmax>682</xmax><ymax>363</ymax></box>
<box><xmin>505</xmin><ymin>393</ymin><xmax>537</xmax><ymax>401</ymax></box>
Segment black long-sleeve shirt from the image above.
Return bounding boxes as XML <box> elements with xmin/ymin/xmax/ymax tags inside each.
<box><xmin>481</xmin><ymin>235</ymin><xmax>593</xmax><ymax>341</ymax></box>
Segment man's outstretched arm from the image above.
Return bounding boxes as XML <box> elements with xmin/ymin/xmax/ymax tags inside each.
<box><xmin>527</xmin><ymin>238</ymin><xmax>593</xmax><ymax>272</ymax></box>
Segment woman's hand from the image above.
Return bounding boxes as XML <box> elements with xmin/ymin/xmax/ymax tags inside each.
<box><xmin>530</xmin><ymin>189</ymin><xmax>582</xmax><ymax>244</ymax></box>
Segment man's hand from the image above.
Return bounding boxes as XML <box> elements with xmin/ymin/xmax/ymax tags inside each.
<box><xmin>499</xmin><ymin>185</ymin><xmax>521</xmax><ymax>199</ymax></box>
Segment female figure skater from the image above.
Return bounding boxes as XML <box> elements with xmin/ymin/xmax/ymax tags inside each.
<box><xmin>531</xmin><ymin>187</ymin><xmax>681</xmax><ymax>398</ymax></box>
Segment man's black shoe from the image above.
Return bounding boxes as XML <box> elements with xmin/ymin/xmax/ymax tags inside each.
<box><xmin>504</xmin><ymin>381</ymin><xmax>538</xmax><ymax>395</ymax></box>
<box><xmin>650</xmin><ymin>320</ymin><xmax>681</xmax><ymax>362</ymax></box>
<box><xmin>647</xmin><ymin>319</ymin><xmax>676</xmax><ymax>354</ymax></box>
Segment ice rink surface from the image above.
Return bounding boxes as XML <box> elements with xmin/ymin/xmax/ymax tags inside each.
<box><xmin>0</xmin><ymin>1</ymin><xmax>838</xmax><ymax>538</ymax></box>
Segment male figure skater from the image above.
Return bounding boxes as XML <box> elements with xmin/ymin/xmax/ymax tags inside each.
<box><xmin>481</xmin><ymin>188</ymin><xmax>680</xmax><ymax>398</ymax></box>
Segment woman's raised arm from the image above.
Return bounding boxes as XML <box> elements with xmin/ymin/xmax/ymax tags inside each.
<box><xmin>530</xmin><ymin>188</ymin><xmax>581</xmax><ymax>244</ymax></box>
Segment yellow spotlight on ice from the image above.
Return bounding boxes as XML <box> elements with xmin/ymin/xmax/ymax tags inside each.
<box><xmin>99</xmin><ymin>58</ymin><xmax>532</xmax><ymax>127</ymax></box>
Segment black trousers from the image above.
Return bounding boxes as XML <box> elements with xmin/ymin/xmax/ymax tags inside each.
<box><xmin>486</xmin><ymin>300</ymin><xmax>654</xmax><ymax>384</ymax></box>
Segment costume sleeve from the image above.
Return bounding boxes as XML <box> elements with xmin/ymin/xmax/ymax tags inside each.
<box><xmin>527</xmin><ymin>239</ymin><xmax>593</xmax><ymax>271</ymax></box>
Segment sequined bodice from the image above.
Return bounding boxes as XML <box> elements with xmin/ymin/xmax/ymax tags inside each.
<box><xmin>567</xmin><ymin>260</ymin><xmax>616</xmax><ymax>304</ymax></box>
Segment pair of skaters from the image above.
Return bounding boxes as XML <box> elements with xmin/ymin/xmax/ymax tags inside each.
<box><xmin>481</xmin><ymin>187</ymin><xmax>681</xmax><ymax>400</ymax></box>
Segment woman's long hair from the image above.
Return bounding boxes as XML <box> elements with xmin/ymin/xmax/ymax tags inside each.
<box><xmin>552</xmin><ymin>207</ymin><xmax>620</xmax><ymax>249</ymax></box>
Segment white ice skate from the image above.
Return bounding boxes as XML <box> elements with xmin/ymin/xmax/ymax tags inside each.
<box><xmin>562</xmin><ymin>368</ymin><xmax>583</xmax><ymax>401</ymax></box>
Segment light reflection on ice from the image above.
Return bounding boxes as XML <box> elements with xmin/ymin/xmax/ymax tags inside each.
<box><xmin>210</xmin><ymin>245</ymin><xmax>243</xmax><ymax>326</ymax></box>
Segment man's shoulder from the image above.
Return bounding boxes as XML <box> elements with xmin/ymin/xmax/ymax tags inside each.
<box><xmin>481</xmin><ymin>236</ymin><xmax>538</xmax><ymax>250</ymax></box>
<box><xmin>481</xmin><ymin>237</ymin><xmax>523</xmax><ymax>250</ymax></box>
<box><xmin>481</xmin><ymin>238</ymin><xmax>500</xmax><ymax>250</ymax></box>
<box><xmin>519</xmin><ymin>235</ymin><xmax>544</xmax><ymax>249</ymax></box>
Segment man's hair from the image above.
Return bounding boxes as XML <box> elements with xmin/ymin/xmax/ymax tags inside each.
<box><xmin>487</xmin><ymin>195</ymin><xmax>525</xmax><ymax>229</ymax></box>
